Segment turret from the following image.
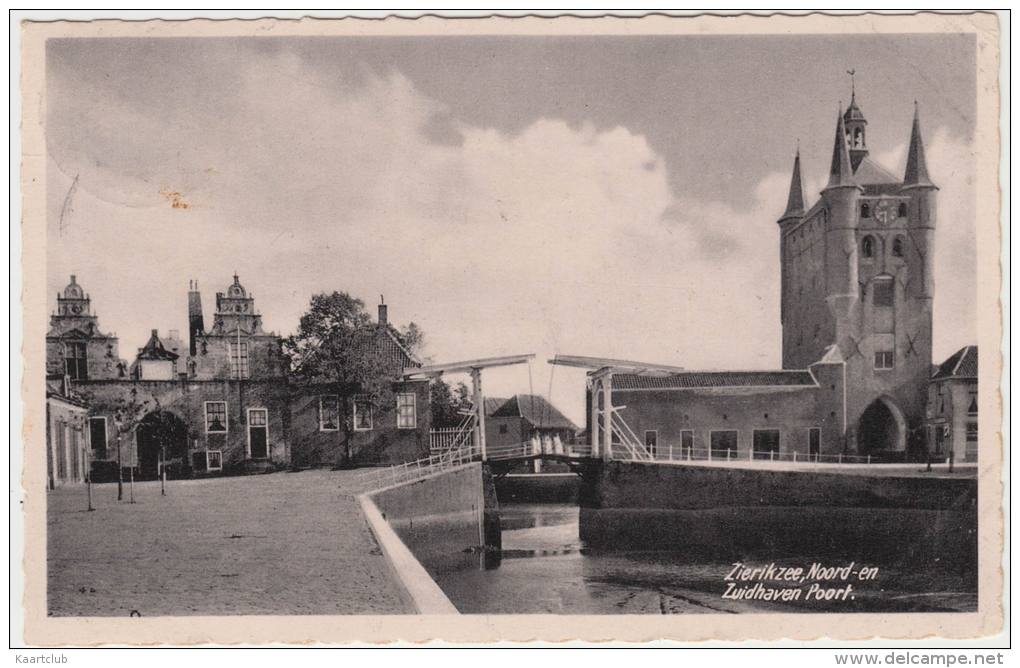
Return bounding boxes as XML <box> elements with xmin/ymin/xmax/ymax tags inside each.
<box><xmin>778</xmin><ymin>150</ymin><xmax>805</xmax><ymax>325</ymax></box>
<box><xmin>843</xmin><ymin>88</ymin><xmax>869</xmax><ymax>170</ymax></box>
<box><xmin>822</xmin><ymin>109</ymin><xmax>862</xmax><ymax>330</ymax></box>
<box><xmin>901</xmin><ymin>102</ymin><xmax>938</xmax><ymax>300</ymax></box>
<box><xmin>188</xmin><ymin>279</ymin><xmax>205</xmax><ymax>356</ymax></box>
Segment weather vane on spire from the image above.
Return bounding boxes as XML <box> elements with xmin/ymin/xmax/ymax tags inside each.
<box><xmin>847</xmin><ymin>68</ymin><xmax>856</xmax><ymax>99</ymax></box>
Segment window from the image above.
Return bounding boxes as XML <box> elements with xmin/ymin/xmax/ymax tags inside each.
<box><xmin>88</xmin><ymin>417</ymin><xmax>107</xmax><ymax>457</ymax></box>
<box><xmin>207</xmin><ymin>450</ymin><xmax>223</xmax><ymax>472</ymax></box>
<box><xmin>710</xmin><ymin>430</ymin><xmax>738</xmax><ymax>457</ymax></box>
<box><xmin>753</xmin><ymin>429</ymin><xmax>781</xmax><ymax>459</ymax></box>
<box><xmin>968</xmin><ymin>391</ymin><xmax>978</xmax><ymax>415</ymax></box>
<box><xmin>874</xmin><ymin>351</ymin><xmax>895</xmax><ymax>370</ymax></box>
<box><xmin>499</xmin><ymin>424</ymin><xmax>508</xmax><ymax>435</ymax></box>
<box><xmin>353</xmin><ymin>397</ymin><xmax>373</xmax><ymax>431</ymax></box>
<box><xmin>898</xmin><ymin>202</ymin><xmax>908</xmax><ymax>218</ymax></box>
<box><xmin>396</xmin><ymin>393</ymin><xmax>417</xmax><ymax>429</ymax></box>
<box><xmin>319</xmin><ymin>395</ymin><xmax>339</xmax><ymax>431</ymax></box>
<box><xmin>861</xmin><ymin>203</ymin><xmax>870</xmax><ymax>218</ymax></box>
<box><xmin>861</xmin><ymin>235</ymin><xmax>875</xmax><ymax>259</ymax></box>
<box><xmin>64</xmin><ymin>341</ymin><xmax>88</xmax><ymax>380</ymax></box>
<box><xmin>205</xmin><ymin>401</ymin><xmax>228</xmax><ymax>433</ymax></box>
<box><xmin>229</xmin><ymin>341</ymin><xmax>249</xmax><ymax>379</ymax></box>
<box><xmin>938</xmin><ymin>386</ymin><xmax>946</xmax><ymax>413</ymax></box>
<box><xmin>966</xmin><ymin>422</ymin><xmax>978</xmax><ymax>442</ymax></box>
<box><xmin>873</xmin><ymin>278</ymin><xmax>894</xmax><ymax>307</ymax></box>
<box><xmin>892</xmin><ymin>236</ymin><xmax>905</xmax><ymax>258</ymax></box>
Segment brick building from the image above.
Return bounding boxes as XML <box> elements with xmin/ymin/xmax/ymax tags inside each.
<box><xmin>46</xmin><ymin>274</ymin><xmax>430</xmax><ymax>481</ymax></box>
<box><xmin>45</xmin><ymin>382</ymin><xmax>90</xmax><ymax>488</ymax></box>
<box><xmin>599</xmin><ymin>91</ymin><xmax>956</xmax><ymax>461</ymax></box>
<box><xmin>926</xmin><ymin>346</ymin><xmax>979</xmax><ymax>463</ymax></box>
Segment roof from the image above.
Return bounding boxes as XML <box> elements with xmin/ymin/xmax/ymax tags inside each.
<box><xmin>903</xmin><ymin>103</ymin><xmax>935</xmax><ymax>187</ymax></box>
<box><xmin>780</xmin><ymin>151</ymin><xmax>805</xmax><ymax>220</ymax></box>
<box><xmin>826</xmin><ymin>110</ymin><xmax>857</xmax><ymax>189</ymax></box>
<box><xmin>490</xmin><ymin>394</ymin><xmax>579</xmax><ymax>431</ymax></box>
<box><xmin>484</xmin><ymin>397</ymin><xmax>510</xmax><ymax>416</ymax></box>
<box><xmin>854</xmin><ymin>156</ymin><xmax>900</xmax><ymax>185</ymax></box>
<box><xmin>136</xmin><ymin>330</ymin><xmax>179</xmax><ymax>361</ymax></box>
<box><xmin>46</xmin><ymin>391</ymin><xmax>89</xmax><ymax>409</ymax></box>
<box><xmin>843</xmin><ymin>96</ymin><xmax>866</xmax><ymax>123</ymax></box>
<box><xmin>932</xmin><ymin>346</ymin><xmax>978</xmax><ymax>381</ymax></box>
<box><xmin>613</xmin><ymin>370</ymin><xmax>818</xmax><ymax>390</ymax></box>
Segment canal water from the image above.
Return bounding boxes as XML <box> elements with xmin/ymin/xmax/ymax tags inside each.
<box><xmin>414</xmin><ymin>503</ymin><xmax>977</xmax><ymax>615</ymax></box>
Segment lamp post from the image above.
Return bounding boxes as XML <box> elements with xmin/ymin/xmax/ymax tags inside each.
<box><xmin>85</xmin><ymin>436</ymin><xmax>95</xmax><ymax>512</ymax></box>
<box><xmin>113</xmin><ymin>413</ymin><xmax>124</xmax><ymax>501</ymax></box>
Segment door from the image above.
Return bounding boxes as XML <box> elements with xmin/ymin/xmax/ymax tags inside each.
<box><xmin>809</xmin><ymin>428</ymin><xmax>821</xmax><ymax>459</ymax></box>
<box><xmin>644</xmin><ymin>431</ymin><xmax>658</xmax><ymax>459</ymax></box>
<box><xmin>248</xmin><ymin>409</ymin><xmax>269</xmax><ymax>459</ymax></box>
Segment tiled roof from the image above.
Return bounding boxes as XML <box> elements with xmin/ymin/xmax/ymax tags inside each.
<box><xmin>613</xmin><ymin>370</ymin><xmax>818</xmax><ymax>390</ymax></box>
<box><xmin>491</xmin><ymin>394</ymin><xmax>579</xmax><ymax>431</ymax></box>
<box><xmin>932</xmin><ymin>346</ymin><xmax>978</xmax><ymax>380</ymax></box>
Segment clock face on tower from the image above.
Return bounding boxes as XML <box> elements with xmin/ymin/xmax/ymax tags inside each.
<box><xmin>71</xmin><ymin>304</ymin><xmax>82</xmax><ymax>314</ymax></box>
<box><xmin>874</xmin><ymin>199</ymin><xmax>898</xmax><ymax>225</ymax></box>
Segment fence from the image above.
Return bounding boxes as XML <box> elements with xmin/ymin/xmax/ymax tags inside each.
<box><xmin>348</xmin><ymin>443</ymin><xmax>483</xmax><ymax>494</ymax></box>
<box><xmin>617</xmin><ymin>444</ymin><xmax>889</xmax><ymax>465</ymax></box>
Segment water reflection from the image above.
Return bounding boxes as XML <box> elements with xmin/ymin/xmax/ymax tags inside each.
<box><xmin>411</xmin><ymin>503</ymin><xmax>978</xmax><ymax>615</ymax></box>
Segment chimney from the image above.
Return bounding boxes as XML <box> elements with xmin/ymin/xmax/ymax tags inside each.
<box><xmin>188</xmin><ymin>280</ymin><xmax>205</xmax><ymax>356</ymax></box>
<box><xmin>378</xmin><ymin>295</ymin><xmax>388</xmax><ymax>326</ymax></box>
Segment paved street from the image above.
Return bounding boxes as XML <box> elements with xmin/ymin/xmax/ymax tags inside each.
<box><xmin>47</xmin><ymin>470</ymin><xmax>410</xmax><ymax>616</ymax></box>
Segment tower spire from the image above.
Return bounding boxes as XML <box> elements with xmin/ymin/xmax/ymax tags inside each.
<box><xmin>826</xmin><ymin>107</ymin><xmax>857</xmax><ymax>189</ymax></box>
<box><xmin>780</xmin><ymin>148</ymin><xmax>805</xmax><ymax>220</ymax></box>
<box><xmin>903</xmin><ymin>101</ymin><xmax>935</xmax><ymax>188</ymax></box>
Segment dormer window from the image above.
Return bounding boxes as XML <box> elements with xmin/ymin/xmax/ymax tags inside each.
<box><xmin>861</xmin><ymin>203</ymin><xmax>871</xmax><ymax>218</ymax></box>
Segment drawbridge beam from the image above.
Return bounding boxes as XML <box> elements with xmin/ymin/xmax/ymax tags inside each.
<box><xmin>403</xmin><ymin>353</ymin><xmax>535</xmax><ymax>461</ymax></box>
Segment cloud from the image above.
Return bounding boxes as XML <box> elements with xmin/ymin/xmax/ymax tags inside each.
<box><xmin>46</xmin><ymin>51</ymin><xmax>976</xmax><ymax>425</ymax></box>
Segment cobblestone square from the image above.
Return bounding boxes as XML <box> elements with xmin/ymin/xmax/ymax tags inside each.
<box><xmin>47</xmin><ymin>470</ymin><xmax>409</xmax><ymax>616</ymax></box>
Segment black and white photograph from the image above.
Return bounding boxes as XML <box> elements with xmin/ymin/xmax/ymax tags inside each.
<box><xmin>13</xmin><ymin>10</ymin><xmax>1005</xmax><ymax>649</ymax></box>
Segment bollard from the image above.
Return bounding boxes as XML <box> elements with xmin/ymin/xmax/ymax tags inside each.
<box><xmin>726</xmin><ymin>448</ymin><xmax>731</xmax><ymax>461</ymax></box>
<box><xmin>793</xmin><ymin>451</ymin><xmax>797</xmax><ymax>463</ymax></box>
<box><xmin>770</xmin><ymin>449</ymin><xmax>774</xmax><ymax>462</ymax></box>
<box><xmin>749</xmin><ymin>446</ymin><xmax>754</xmax><ymax>461</ymax></box>
<box><xmin>838</xmin><ymin>453</ymin><xmax>843</xmax><ymax>464</ymax></box>
<box><xmin>867</xmin><ymin>454</ymin><xmax>871</xmax><ymax>465</ymax></box>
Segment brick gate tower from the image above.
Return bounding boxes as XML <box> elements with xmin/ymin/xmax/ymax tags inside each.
<box><xmin>777</xmin><ymin>91</ymin><xmax>937</xmax><ymax>457</ymax></box>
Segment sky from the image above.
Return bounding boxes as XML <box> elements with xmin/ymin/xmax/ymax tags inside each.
<box><xmin>45</xmin><ymin>33</ymin><xmax>978</xmax><ymax>425</ymax></box>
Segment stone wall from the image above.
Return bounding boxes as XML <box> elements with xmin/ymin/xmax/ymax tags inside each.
<box><xmin>580</xmin><ymin>461</ymin><xmax>977</xmax><ymax>571</ymax></box>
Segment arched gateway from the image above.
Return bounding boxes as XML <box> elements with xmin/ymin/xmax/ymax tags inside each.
<box><xmin>857</xmin><ymin>396</ymin><xmax>907</xmax><ymax>455</ymax></box>
<box><xmin>136</xmin><ymin>411</ymin><xmax>189</xmax><ymax>479</ymax></box>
